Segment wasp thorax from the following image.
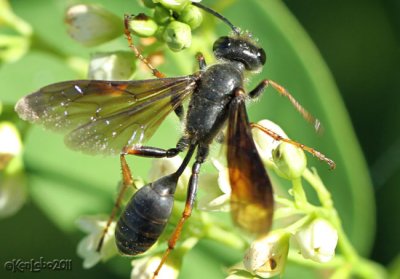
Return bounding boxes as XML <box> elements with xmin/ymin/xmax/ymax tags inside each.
<box><xmin>213</xmin><ymin>36</ymin><xmax>266</xmax><ymax>71</ymax></box>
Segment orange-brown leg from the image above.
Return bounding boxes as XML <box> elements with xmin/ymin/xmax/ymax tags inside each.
<box><xmin>153</xmin><ymin>156</ymin><xmax>204</xmax><ymax>278</ymax></box>
<box><xmin>249</xmin><ymin>79</ymin><xmax>322</xmax><ymax>133</ymax></box>
<box><xmin>97</xmin><ymin>143</ymin><xmax>188</xmax><ymax>252</ymax></box>
<box><xmin>251</xmin><ymin>123</ymin><xmax>336</xmax><ymax>170</ymax></box>
<box><xmin>97</xmin><ymin>154</ymin><xmax>136</xmax><ymax>252</ymax></box>
<box><xmin>124</xmin><ymin>14</ymin><xmax>165</xmax><ymax>78</ymax></box>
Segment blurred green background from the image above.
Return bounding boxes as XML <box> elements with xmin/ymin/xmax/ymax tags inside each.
<box><xmin>0</xmin><ymin>0</ymin><xmax>399</xmax><ymax>278</ymax></box>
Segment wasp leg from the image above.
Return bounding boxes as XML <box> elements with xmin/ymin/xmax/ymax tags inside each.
<box><xmin>124</xmin><ymin>14</ymin><xmax>165</xmax><ymax>78</ymax></box>
<box><xmin>251</xmin><ymin>123</ymin><xmax>336</xmax><ymax>169</ymax></box>
<box><xmin>97</xmin><ymin>154</ymin><xmax>137</xmax><ymax>252</ymax></box>
<box><xmin>248</xmin><ymin>79</ymin><xmax>321</xmax><ymax>133</ymax></box>
<box><xmin>196</xmin><ymin>52</ymin><xmax>207</xmax><ymax>71</ymax></box>
<box><xmin>153</xmin><ymin>145</ymin><xmax>208</xmax><ymax>278</ymax></box>
<box><xmin>97</xmin><ymin>138</ymin><xmax>190</xmax><ymax>252</ymax></box>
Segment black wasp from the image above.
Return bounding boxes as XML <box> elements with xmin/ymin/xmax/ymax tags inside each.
<box><xmin>15</xmin><ymin>2</ymin><xmax>335</xmax><ymax>277</ymax></box>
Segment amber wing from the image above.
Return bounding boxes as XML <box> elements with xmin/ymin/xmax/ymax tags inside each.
<box><xmin>227</xmin><ymin>95</ymin><xmax>274</xmax><ymax>234</ymax></box>
<box><xmin>15</xmin><ymin>76</ymin><xmax>198</xmax><ymax>155</ymax></box>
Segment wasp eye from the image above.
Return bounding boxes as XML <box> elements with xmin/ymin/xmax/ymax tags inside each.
<box><xmin>258</xmin><ymin>48</ymin><xmax>266</xmax><ymax>65</ymax></box>
<box><xmin>213</xmin><ymin>36</ymin><xmax>230</xmax><ymax>52</ymax></box>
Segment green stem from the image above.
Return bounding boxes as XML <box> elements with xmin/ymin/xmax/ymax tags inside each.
<box><xmin>285</xmin><ymin>215</ymin><xmax>311</xmax><ymax>234</ymax></box>
<box><xmin>30</xmin><ymin>34</ymin><xmax>87</xmax><ymax>77</ymax></box>
<box><xmin>204</xmin><ymin>223</ymin><xmax>247</xmax><ymax>251</ymax></box>
<box><xmin>291</xmin><ymin>177</ymin><xmax>309</xmax><ymax>209</ymax></box>
<box><xmin>303</xmin><ymin>168</ymin><xmax>333</xmax><ymax>208</ymax></box>
<box><xmin>301</xmin><ymin>167</ymin><xmax>387</xmax><ymax>279</ymax></box>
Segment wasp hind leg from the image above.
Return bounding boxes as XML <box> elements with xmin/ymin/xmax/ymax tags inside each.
<box><xmin>97</xmin><ymin>138</ymin><xmax>190</xmax><ymax>252</ymax></box>
<box><xmin>152</xmin><ymin>144</ymin><xmax>209</xmax><ymax>278</ymax></box>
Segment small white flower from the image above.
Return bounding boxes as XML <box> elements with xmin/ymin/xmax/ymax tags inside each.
<box><xmin>243</xmin><ymin>230</ymin><xmax>290</xmax><ymax>278</ymax></box>
<box><xmin>252</xmin><ymin>119</ymin><xmax>288</xmax><ymax>164</ymax></box>
<box><xmin>294</xmin><ymin>218</ymin><xmax>338</xmax><ymax>263</ymax></box>
<box><xmin>88</xmin><ymin>51</ymin><xmax>136</xmax><ymax>80</ymax></box>
<box><xmin>0</xmin><ymin>122</ymin><xmax>26</xmax><ymax>218</ymax></box>
<box><xmin>76</xmin><ymin>215</ymin><xmax>118</xmax><ymax>268</ymax></box>
<box><xmin>0</xmin><ymin>121</ymin><xmax>22</xmax><ymax>159</ymax></box>
<box><xmin>197</xmin><ymin>159</ymin><xmax>231</xmax><ymax>212</ymax></box>
<box><xmin>148</xmin><ymin>156</ymin><xmax>190</xmax><ymax>201</ymax></box>
<box><xmin>131</xmin><ymin>255</ymin><xmax>179</xmax><ymax>279</ymax></box>
<box><xmin>0</xmin><ymin>165</ymin><xmax>26</xmax><ymax>218</ymax></box>
<box><xmin>65</xmin><ymin>4</ymin><xmax>122</xmax><ymax>47</ymax></box>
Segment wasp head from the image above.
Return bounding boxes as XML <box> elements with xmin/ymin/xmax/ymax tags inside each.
<box><xmin>213</xmin><ymin>35</ymin><xmax>266</xmax><ymax>72</ymax></box>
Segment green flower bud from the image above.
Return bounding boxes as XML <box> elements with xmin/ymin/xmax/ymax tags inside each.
<box><xmin>154</xmin><ymin>5</ymin><xmax>172</xmax><ymax>24</ymax></box>
<box><xmin>178</xmin><ymin>4</ymin><xmax>203</xmax><ymax>29</ymax></box>
<box><xmin>127</xmin><ymin>13</ymin><xmax>158</xmax><ymax>37</ymax></box>
<box><xmin>141</xmin><ymin>0</ymin><xmax>157</xmax><ymax>8</ymax></box>
<box><xmin>163</xmin><ymin>21</ymin><xmax>191</xmax><ymax>51</ymax></box>
<box><xmin>272</xmin><ymin>142</ymin><xmax>307</xmax><ymax>180</ymax></box>
<box><xmin>65</xmin><ymin>4</ymin><xmax>122</xmax><ymax>47</ymax></box>
<box><xmin>154</xmin><ymin>24</ymin><xmax>167</xmax><ymax>41</ymax></box>
<box><xmin>154</xmin><ymin>0</ymin><xmax>190</xmax><ymax>12</ymax></box>
<box><xmin>88</xmin><ymin>51</ymin><xmax>136</xmax><ymax>81</ymax></box>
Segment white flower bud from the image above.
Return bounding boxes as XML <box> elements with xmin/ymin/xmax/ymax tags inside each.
<box><xmin>197</xmin><ymin>159</ymin><xmax>231</xmax><ymax>212</ymax></box>
<box><xmin>0</xmin><ymin>122</ymin><xmax>26</xmax><ymax>218</ymax></box>
<box><xmin>131</xmin><ymin>256</ymin><xmax>179</xmax><ymax>279</ymax></box>
<box><xmin>294</xmin><ymin>218</ymin><xmax>338</xmax><ymax>263</ymax></box>
<box><xmin>243</xmin><ymin>230</ymin><xmax>290</xmax><ymax>278</ymax></box>
<box><xmin>65</xmin><ymin>4</ymin><xmax>122</xmax><ymax>47</ymax></box>
<box><xmin>88</xmin><ymin>51</ymin><xmax>136</xmax><ymax>80</ymax></box>
<box><xmin>0</xmin><ymin>122</ymin><xmax>22</xmax><ymax>159</ymax></box>
<box><xmin>252</xmin><ymin>119</ymin><xmax>288</xmax><ymax>164</ymax></box>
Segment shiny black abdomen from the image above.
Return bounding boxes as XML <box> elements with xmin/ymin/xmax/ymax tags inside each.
<box><xmin>115</xmin><ymin>182</ymin><xmax>174</xmax><ymax>255</ymax></box>
<box><xmin>185</xmin><ymin>62</ymin><xmax>244</xmax><ymax>143</ymax></box>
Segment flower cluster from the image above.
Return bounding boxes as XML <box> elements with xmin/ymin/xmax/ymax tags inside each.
<box><xmin>76</xmin><ymin>119</ymin><xmax>340</xmax><ymax>278</ymax></box>
<box><xmin>65</xmin><ymin>0</ymin><xmax>203</xmax><ymax>53</ymax></box>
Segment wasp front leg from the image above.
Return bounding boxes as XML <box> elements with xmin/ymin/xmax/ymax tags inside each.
<box><xmin>249</xmin><ymin>79</ymin><xmax>322</xmax><ymax>132</ymax></box>
<box><xmin>196</xmin><ymin>52</ymin><xmax>207</xmax><ymax>71</ymax></box>
<box><xmin>124</xmin><ymin>14</ymin><xmax>165</xmax><ymax>78</ymax></box>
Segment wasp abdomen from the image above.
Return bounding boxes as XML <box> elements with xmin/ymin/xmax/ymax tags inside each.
<box><xmin>115</xmin><ymin>176</ymin><xmax>176</xmax><ymax>255</ymax></box>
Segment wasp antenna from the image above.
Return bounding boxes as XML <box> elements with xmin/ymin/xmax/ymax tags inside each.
<box><xmin>192</xmin><ymin>2</ymin><xmax>241</xmax><ymax>35</ymax></box>
<box><xmin>267</xmin><ymin>80</ymin><xmax>323</xmax><ymax>133</ymax></box>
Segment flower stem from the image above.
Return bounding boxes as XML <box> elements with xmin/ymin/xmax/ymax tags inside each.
<box><xmin>204</xmin><ymin>222</ymin><xmax>247</xmax><ymax>251</ymax></box>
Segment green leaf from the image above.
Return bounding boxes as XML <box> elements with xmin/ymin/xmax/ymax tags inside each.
<box><xmin>0</xmin><ymin>0</ymin><xmax>376</xmax><ymax>278</ymax></box>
